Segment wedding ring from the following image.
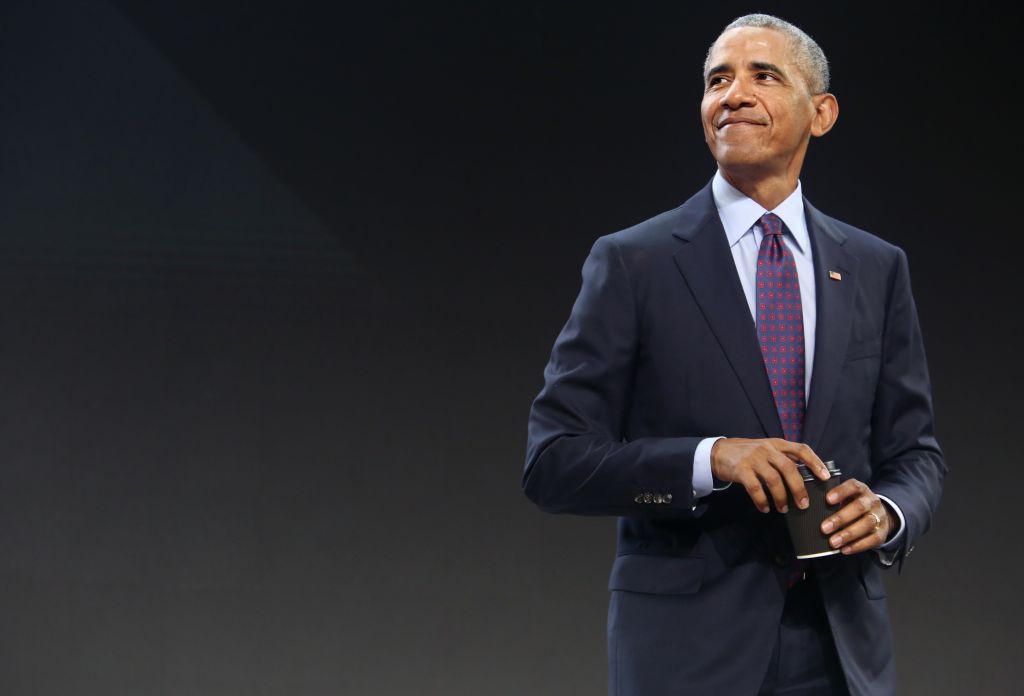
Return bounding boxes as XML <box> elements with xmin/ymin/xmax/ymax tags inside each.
<box><xmin>867</xmin><ymin>511</ymin><xmax>882</xmax><ymax>531</ymax></box>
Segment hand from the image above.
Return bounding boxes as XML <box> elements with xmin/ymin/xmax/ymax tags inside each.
<box><xmin>820</xmin><ymin>479</ymin><xmax>893</xmax><ymax>554</ymax></box>
<box><xmin>710</xmin><ymin>438</ymin><xmax>832</xmax><ymax>514</ymax></box>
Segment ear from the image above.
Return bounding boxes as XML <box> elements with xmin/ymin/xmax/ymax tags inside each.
<box><xmin>810</xmin><ymin>93</ymin><xmax>839</xmax><ymax>137</ymax></box>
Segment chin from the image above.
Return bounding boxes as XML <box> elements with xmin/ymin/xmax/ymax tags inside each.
<box><xmin>712</xmin><ymin>146</ymin><xmax>769</xmax><ymax>170</ymax></box>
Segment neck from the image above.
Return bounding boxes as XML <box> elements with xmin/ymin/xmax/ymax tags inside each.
<box><xmin>718</xmin><ymin>168</ymin><xmax>799</xmax><ymax>210</ymax></box>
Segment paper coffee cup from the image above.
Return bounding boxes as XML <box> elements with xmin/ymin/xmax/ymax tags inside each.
<box><xmin>784</xmin><ymin>460</ymin><xmax>843</xmax><ymax>559</ymax></box>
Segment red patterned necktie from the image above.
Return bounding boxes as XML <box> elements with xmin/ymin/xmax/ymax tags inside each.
<box><xmin>755</xmin><ymin>213</ymin><xmax>808</xmax><ymax>587</ymax></box>
<box><xmin>755</xmin><ymin>212</ymin><xmax>805</xmax><ymax>443</ymax></box>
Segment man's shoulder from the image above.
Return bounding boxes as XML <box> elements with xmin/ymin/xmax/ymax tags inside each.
<box><xmin>597</xmin><ymin>185</ymin><xmax>715</xmax><ymax>254</ymax></box>
<box><xmin>807</xmin><ymin>203</ymin><xmax>905</xmax><ymax>263</ymax></box>
<box><xmin>604</xmin><ymin>206</ymin><xmax>685</xmax><ymax>248</ymax></box>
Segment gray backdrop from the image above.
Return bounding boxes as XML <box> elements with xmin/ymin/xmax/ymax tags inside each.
<box><xmin>0</xmin><ymin>1</ymin><xmax>1014</xmax><ymax>694</ymax></box>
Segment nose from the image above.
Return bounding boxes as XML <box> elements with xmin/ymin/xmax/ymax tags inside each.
<box><xmin>720</xmin><ymin>76</ymin><xmax>756</xmax><ymax>110</ymax></box>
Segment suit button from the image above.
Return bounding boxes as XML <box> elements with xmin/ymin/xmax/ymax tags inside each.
<box><xmin>643</xmin><ymin>493</ymin><xmax>653</xmax><ymax>504</ymax></box>
<box><xmin>665</xmin><ymin>493</ymin><xmax>673</xmax><ymax>503</ymax></box>
<box><xmin>634</xmin><ymin>494</ymin><xmax>643</xmax><ymax>504</ymax></box>
<box><xmin>653</xmin><ymin>494</ymin><xmax>664</xmax><ymax>504</ymax></box>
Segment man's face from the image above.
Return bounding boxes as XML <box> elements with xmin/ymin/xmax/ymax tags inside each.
<box><xmin>700</xmin><ymin>27</ymin><xmax>819</xmax><ymax>176</ymax></box>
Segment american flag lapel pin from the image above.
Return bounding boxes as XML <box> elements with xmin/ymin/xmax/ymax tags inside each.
<box><xmin>828</xmin><ymin>270</ymin><xmax>842</xmax><ymax>281</ymax></box>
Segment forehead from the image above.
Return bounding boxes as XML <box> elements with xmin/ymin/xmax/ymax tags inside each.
<box><xmin>708</xmin><ymin>27</ymin><xmax>797</xmax><ymax>67</ymax></box>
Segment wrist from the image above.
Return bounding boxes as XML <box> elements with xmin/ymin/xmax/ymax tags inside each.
<box><xmin>709</xmin><ymin>438</ymin><xmax>725</xmax><ymax>486</ymax></box>
<box><xmin>880</xmin><ymin>500</ymin><xmax>898</xmax><ymax>541</ymax></box>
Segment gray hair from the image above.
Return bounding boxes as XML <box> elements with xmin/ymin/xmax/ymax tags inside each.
<box><xmin>703</xmin><ymin>14</ymin><xmax>830</xmax><ymax>94</ymax></box>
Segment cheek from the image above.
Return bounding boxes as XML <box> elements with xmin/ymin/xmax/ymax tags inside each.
<box><xmin>699</xmin><ymin>106</ymin><xmax>716</xmax><ymax>137</ymax></box>
<box><xmin>774</xmin><ymin>103</ymin><xmax>815</xmax><ymax>138</ymax></box>
<box><xmin>701</xmin><ymin>124</ymin><xmax>717</xmax><ymax>147</ymax></box>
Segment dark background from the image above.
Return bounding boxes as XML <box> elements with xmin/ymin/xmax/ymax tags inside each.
<box><xmin>0</xmin><ymin>1</ymin><xmax>1014</xmax><ymax>693</ymax></box>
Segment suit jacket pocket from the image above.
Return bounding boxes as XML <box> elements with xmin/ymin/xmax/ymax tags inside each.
<box><xmin>845</xmin><ymin>337</ymin><xmax>882</xmax><ymax>362</ymax></box>
<box><xmin>608</xmin><ymin>553</ymin><xmax>705</xmax><ymax>595</ymax></box>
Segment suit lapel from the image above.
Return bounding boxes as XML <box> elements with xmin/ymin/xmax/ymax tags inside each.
<box><xmin>669</xmin><ymin>186</ymin><xmax>860</xmax><ymax>448</ymax></box>
<box><xmin>802</xmin><ymin>201</ymin><xmax>859</xmax><ymax>451</ymax></box>
<box><xmin>671</xmin><ymin>184</ymin><xmax>784</xmax><ymax>439</ymax></box>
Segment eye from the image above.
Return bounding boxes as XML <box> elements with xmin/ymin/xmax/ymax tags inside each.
<box><xmin>706</xmin><ymin>75</ymin><xmax>728</xmax><ymax>89</ymax></box>
<box><xmin>755</xmin><ymin>72</ymin><xmax>778</xmax><ymax>82</ymax></box>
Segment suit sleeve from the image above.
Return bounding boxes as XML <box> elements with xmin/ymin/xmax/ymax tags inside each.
<box><xmin>869</xmin><ymin>246</ymin><xmax>948</xmax><ymax>571</ymax></box>
<box><xmin>523</xmin><ymin>236</ymin><xmax>705</xmax><ymax>517</ymax></box>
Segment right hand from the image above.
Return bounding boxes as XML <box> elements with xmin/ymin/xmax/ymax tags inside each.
<box><xmin>710</xmin><ymin>438</ymin><xmax>831</xmax><ymax>514</ymax></box>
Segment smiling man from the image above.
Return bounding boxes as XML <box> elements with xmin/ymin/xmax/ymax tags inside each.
<box><xmin>524</xmin><ymin>13</ymin><xmax>945</xmax><ymax>696</ymax></box>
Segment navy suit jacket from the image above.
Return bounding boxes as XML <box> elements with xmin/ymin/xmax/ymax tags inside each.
<box><xmin>523</xmin><ymin>181</ymin><xmax>946</xmax><ymax>696</ymax></box>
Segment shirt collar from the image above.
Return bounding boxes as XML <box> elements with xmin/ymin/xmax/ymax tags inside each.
<box><xmin>711</xmin><ymin>169</ymin><xmax>810</xmax><ymax>254</ymax></box>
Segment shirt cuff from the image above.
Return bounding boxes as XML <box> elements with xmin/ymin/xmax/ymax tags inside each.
<box><xmin>874</xmin><ymin>494</ymin><xmax>906</xmax><ymax>565</ymax></box>
<box><xmin>692</xmin><ymin>436</ymin><xmax>727</xmax><ymax>499</ymax></box>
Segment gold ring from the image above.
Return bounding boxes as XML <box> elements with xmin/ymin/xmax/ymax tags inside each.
<box><xmin>867</xmin><ymin>511</ymin><xmax>882</xmax><ymax>531</ymax></box>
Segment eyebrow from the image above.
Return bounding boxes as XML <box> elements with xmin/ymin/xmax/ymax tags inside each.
<box><xmin>705</xmin><ymin>61</ymin><xmax>788</xmax><ymax>83</ymax></box>
<box><xmin>751</xmin><ymin>61</ymin><xmax>786</xmax><ymax>77</ymax></box>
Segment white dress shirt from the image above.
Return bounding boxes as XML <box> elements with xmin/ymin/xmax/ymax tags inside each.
<box><xmin>690</xmin><ymin>170</ymin><xmax>905</xmax><ymax>558</ymax></box>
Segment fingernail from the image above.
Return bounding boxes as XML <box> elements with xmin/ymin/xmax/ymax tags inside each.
<box><xmin>780</xmin><ymin>505</ymin><xmax>788</xmax><ymax>513</ymax></box>
<box><xmin>831</xmin><ymin>535</ymin><xmax>843</xmax><ymax>547</ymax></box>
<box><xmin>822</xmin><ymin>520</ymin><xmax>834</xmax><ymax>532</ymax></box>
<box><xmin>821</xmin><ymin>469</ymin><xmax>831</xmax><ymax>479</ymax></box>
<box><xmin>799</xmin><ymin>497</ymin><xmax>809</xmax><ymax>509</ymax></box>
<box><xmin>842</xmin><ymin>546</ymin><xmax>852</xmax><ymax>554</ymax></box>
<box><xmin>827</xmin><ymin>493</ymin><xmax>837</xmax><ymax>503</ymax></box>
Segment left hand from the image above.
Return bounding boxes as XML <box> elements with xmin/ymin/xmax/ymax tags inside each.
<box><xmin>820</xmin><ymin>478</ymin><xmax>893</xmax><ymax>555</ymax></box>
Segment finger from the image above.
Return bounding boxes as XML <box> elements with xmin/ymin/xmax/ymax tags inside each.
<box><xmin>839</xmin><ymin>512</ymin><xmax>889</xmax><ymax>555</ymax></box>
<box><xmin>739</xmin><ymin>470</ymin><xmax>771</xmax><ymax>514</ymax></box>
<box><xmin>827</xmin><ymin>503</ymin><xmax>884</xmax><ymax>550</ymax></box>
<box><xmin>824</xmin><ymin>478</ymin><xmax>866</xmax><ymax>506</ymax></box>
<box><xmin>767</xmin><ymin>450</ymin><xmax>809</xmax><ymax>509</ymax></box>
<box><xmin>776</xmin><ymin>440</ymin><xmax>830</xmax><ymax>480</ymax></box>
<box><xmin>753</xmin><ymin>461</ymin><xmax>789</xmax><ymax>513</ymax></box>
<box><xmin>821</xmin><ymin>491</ymin><xmax>873</xmax><ymax>534</ymax></box>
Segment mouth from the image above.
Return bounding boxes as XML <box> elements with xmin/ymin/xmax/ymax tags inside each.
<box><xmin>717</xmin><ymin>118</ymin><xmax>765</xmax><ymax>130</ymax></box>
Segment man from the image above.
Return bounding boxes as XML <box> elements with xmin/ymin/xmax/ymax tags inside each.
<box><xmin>523</xmin><ymin>13</ymin><xmax>945</xmax><ymax>696</ymax></box>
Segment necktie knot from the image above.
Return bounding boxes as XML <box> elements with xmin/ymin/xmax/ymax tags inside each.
<box><xmin>759</xmin><ymin>212</ymin><xmax>784</xmax><ymax>238</ymax></box>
